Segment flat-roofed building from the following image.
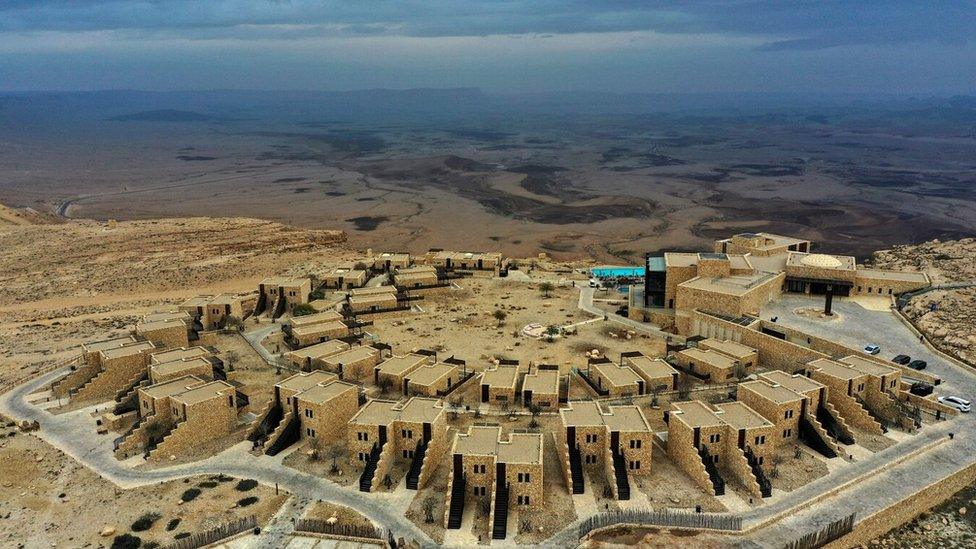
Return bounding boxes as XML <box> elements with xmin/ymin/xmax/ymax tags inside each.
<box><xmin>806</xmin><ymin>357</ymin><xmax>887</xmax><ymax>434</ymax></box>
<box><xmin>737</xmin><ymin>380</ymin><xmax>806</xmax><ymax>445</ymax></box>
<box><xmin>406</xmin><ymin>362</ymin><xmax>460</xmax><ymax>397</ymax></box>
<box><xmin>853</xmin><ymin>268</ymin><xmax>930</xmax><ymax>296</ymax></box>
<box><xmin>446</xmin><ymin>426</ymin><xmax>543</xmax><ymax>536</ymax></box>
<box><xmin>521</xmin><ymin>368</ymin><xmax>560</xmax><ymax>409</ymax></box>
<box><xmin>371</xmin><ymin>252</ymin><xmax>411</xmax><ymax>271</ymax></box>
<box><xmin>374</xmin><ymin>353</ymin><xmax>433</xmax><ymax>393</ymax></box>
<box><xmin>667</xmin><ymin>399</ymin><xmax>775</xmax><ymax>499</ymax></box>
<box><xmin>283</xmin><ymin>339</ymin><xmax>351</xmax><ymax>369</ymax></box>
<box><xmin>257</xmin><ymin>277</ymin><xmax>311</xmax><ymax>318</ymax></box>
<box><xmin>285</xmin><ymin>311</ymin><xmax>353</xmax><ymax>347</ymax></box>
<box><xmin>150</xmin><ymin>356</ymin><xmax>217</xmax><ymax>384</ymax></box>
<box><xmin>715</xmin><ymin>232</ymin><xmax>811</xmax><ymax>257</ymax></box>
<box><xmin>424</xmin><ymin>250</ymin><xmax>504</xmax><ymax>274</ymax></box>
<box><xmin>115</xmin><ymin>375</ymin><xmax>208</xmax><ymax>459</ymax></box>
<box><xmin>146</xmin><ymin>380</ymin><xmax>239</xmax><ymax>460</ymax></box>
<box><xmin>320</xmin><ymin>267</ymin><xmax>367</xmax><ymax>290</ymax></box>
<box><xmin>348</xmin><ymin>397</ymin><xmax>448</xmax><ymax>492</ymax></box>
<box><xmin>319</xmin><ymin>345</ymin><xmax>382</xmax><ymax>381</ymax></box>
<box><xmin>179</xmin><ymin>292</ymin><xmax>256</xmax><ymax>330</ymax></box>
<box><xmin>620</xmin><ymin>352</ymin><xmax>679</xmax><ymax>392</ymax></box>
<box><xmin>674</xmin><ymin>270</ymin><xmax>784</xmax><ymax>335</ymax></box>
<box><xmin>674</xmin><ymin>347</ymin><xmax>742</xmax><ymax>382</ymax></box>
<box><xmin>586</xmin><ymin>361</ymin><xmax>645</xmax><ymax>397</ymax></box>
<box><xmin>394</xmin><ymin>266</ymin><xmax>440</xmax><ymax>289</ymax></box>
<box><xmin>480</xmin><ymin>366</ymin><xmax>520</xmax><ymax>405</ymax></box>
<box><xmin>81</xmin><ymin>336</ymin><xmax>138</xmax><ymax>368</ymax></box>
<box><xmin>348</xmin><ymin>290</ymin><xmax>399</xmax><ymax>314</ymax></box>
<box><xmin>136</xmin><ymin>311</ymin><xmax>191</xmax><ymax>348</ymax></box>
<box><xmin>557</xmin><ymin>401</ymin><xmax>652</xmax><ymax>499</ymax></box>
<box><xmin>697</xmin><ymin>338</ymin><xmax>758</xmax><ymax>370</ymax></box>
<box><xmin>70</xmin><ymin>340</ymin><xmax>156</xmax><ymax>402</ymax></box>
<box><xmin>149</xmin><ymin>346</ymin><xmax>210</xmax><ymax>365</ymax></box>
<box><xmin>293</xmin><ymin>380</ymin><xmax>360</xmax><ymax>445</ymax></box>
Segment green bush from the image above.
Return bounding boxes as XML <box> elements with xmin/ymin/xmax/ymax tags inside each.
<box><xmin>237</xmin><ymin>496</ymin><xmax>259</xmax><ymax>507</ymax></box>
<box><xmin>235</xmin><ymin>479</ymin><xmax>258</xmax><ymax>492</ymax></box>
<box><xmin>165</xmin><ymin>518</ymin><xmax>181</xmax><ymax>531</ymax></box>
<box><xmin>180</xmin><ymin>488</ymin><xmax>201</xmax><ymax>502</ymax></box>
<box><xmin>197</xmin><ymin>481</ymin><xmax>218</xmax><ymax>488</ymax></box>
<box><xmin>111</xmin><ymin>533</ymin><xmax>142</xmax><ymax>549</ymax></box>
<box><xmin>291</xmin><ymin>303</ymin><xmax>317</xmax><ymax>316</ymax></box>
<box><xmin>131</xmin><ymin>512</ymin><xmax>162</xmax><ymax>532</ymax></box>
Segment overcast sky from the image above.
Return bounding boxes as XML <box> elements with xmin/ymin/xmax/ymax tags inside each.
<box><xmin>2</xmin><ymin>1</ymin><xmax>975</xmax><ymax>94</ymax></box>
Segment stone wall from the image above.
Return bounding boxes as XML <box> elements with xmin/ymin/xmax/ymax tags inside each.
<box><xmin>690</xmin><ymin>311</ymin><xmax>830</xmax><ymax>372</ymax></box>
<box><xmin>140</xmin><ymin>324</ymin><xmax>190</xmax><ymax>348</ymax></box>
<box><xmin>298</xmin><ymin>385</ymin><xmax>359</xmax><ymax>445</ymax></box>
<box><xmin>149</xmin><ymin>394</ymin><xmax>237</xmax><ymax>460</ymax></box>
<box><xmin>503</xmin><ymin>461</ymin><xmax>544</xmax><ymax>508</ymax></box>
<box><xmin>737</xmin><ymin>387</ymin><xmax>804</xmax><ymax>445</ymax></box>
<box><xmin>52</xmin><ymin>365</ymin><xmax>98</xmax><ymax>397</ymax></box>
<box><xmin>73</xmin><ymin>352</ymin><xmax>150</xmax><ymax>402</ymax></box>
<box><xmin>666</xmin><ymin>421</ymin><xmax>716</xmax><ymax>496</ymax></box>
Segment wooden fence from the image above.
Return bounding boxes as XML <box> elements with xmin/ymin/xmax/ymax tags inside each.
<box><xmin>578</xmin><ymin>508</ymin><xmax>742</xmax><ymax>539</ymax></box>
<box><xmin>295</xmin><ymin>518</ymin><xmax>383</xmax><ymax>540</ymax></box>
<box><xmin>784</xmin><ymin>512</ymin><xmax>856</xmax><ymax>549</ymax></box>
<box><xmin>163</xmin><ymin>516</ymin><xmax>257</xmax><ymax>549</ymax></box>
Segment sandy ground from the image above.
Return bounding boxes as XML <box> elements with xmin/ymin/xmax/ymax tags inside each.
<box><xmin>0</xmin><ymin>419</ymin><xmax>287</xmax><ymax>548</ymax></box>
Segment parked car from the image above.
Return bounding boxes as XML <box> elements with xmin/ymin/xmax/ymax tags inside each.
<box><xmin>891</xmin><ymin>354</ymin><xmax>911</xmax><ymax>365</ymax></box>
<box><xmin>910</xmin><ymin>382</ymin><xmax>934</xmax><ymax>397</ymax></box>
<box><xmin>908</xmin><ymin>360</ymin><xmax>928</xmax><ymax>371</ymax></box>
<box><xmin>864</xmin><ymin>344</ymin><xmax>881</xmax><ymax>355</ymax></box>
<box><xmin>938</xmin><ymin>396</ymin><xmax>972</xmax><ymax>413</ymax></box>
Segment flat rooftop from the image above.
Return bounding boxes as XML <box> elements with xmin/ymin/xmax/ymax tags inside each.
<box><xmin>349</xmin><ymin>286</ymin><xmax>398</xmax><ymax>296</ymax></box>
<box><xmin>137</xmin><ymin>317</ymin><xmax>187</xmax><ymax>332</ymax></box>
<box><xmin>679</xmin><ymin>272</ymin><xmax>780</xmax><ymax>297</ymax></box>
<box><xmin>739</xmin><ymin>379</ymin><xmax>804</xmax><ymax>405</ymax></box>
<box><xmin>101</xmin><ymin>340</ymin><xmax>154</xmax><ymax>360</ymax></box>
<box><xmin>679</xmin><ymin>348</ymin><xmax>738</xmax><ymax>370</ymax></box>
<box><xmin>83</xmin><ymin>335</ymin><xmax>136</xmax><ymax>353</ymax></box>
<box><xmin>376</xmin><ymin>354</ymin><xmax>429</xmax><ymax>377</ymax></box>
<box><xmin>141</xmin><ymin>311</ymin><xmax>191</xmax><ymax>323</ymax></box>
<box><xmin>760</xmin><ymin>370</ymin><xmax>825</xmax><ymax>394</ymax></box>
<box><xmin>699</xmin><ymin>339</ymin><xmax>756</xmax><ymax>360</ymax></box>
<box><xmin>350</xmin><ymin>397</ymin><xmax>444</xmax><ymax>425</ymax></box>
<box><xmin>453</xmin><ymin>426</ymin><xmax>542</xmax><ymax>464</ymax></box>
<box><xmin>838</xmin><ymin>355</ymin><xmax>898</xmax><ymax>378</ymax></box>
<box><xmin>808</xmin><ymin>358</ymin><xmax>865</xmax><ymax>380</ymax></box>
<box><xmin>171</xmin><ymin>380</ymin><xmax>234</xmax><ymax>406</ymax></box>
<box><xmin>151</xmin><ymin>346</ymin><xmax>210</xmax><ymax>364</ymax></box>
<box><xmin>323</xmin><ymin>268</ymin><xmax>366</xmax><ymax>278</ymax></box>
<box><xmin>321</xmin><ymin>346</ymin><xmax>379</xmax><ymax>365</ymax></box>
<box><xmin>664</xmin><ymin>252</ymin><xmax>699</xmax><ymax>268</ymax></box>
<box><xmin>395</xmin><ymin>265</ymin><xmax>436</xmax><ymax>275</ymax></box>
<box><xmin>855</xmin><ymin>268</ymin><xmax>929</xmax><ymax>283</ymax></box>
<box><xmin>180</xmin><ymin>295</ymin><xmax>211</xmax><ymax>307</ymax></box>
<box><xmin>290</xmin><ymin>321</ymin><xmax>348</xmax><ymax>339</ymax></box>
<box><xmin>141</xmin><ymin>375</ymin><xmax>205</xmax><ymax>399</ymax></box>
<box><xmin>277</xmin><ymin>371</ymin><xmax>339</xmax><ymax>393</ymax></box>
<box><xmin>284</xmin><ymin>340</ymin><xmax>350</xmax><ymax>360</ymax></box>
<box><xmin>671</xmin><ymin>400</ymin><xmax>725</xmax><ymax>429</ymax></box>
<box><xmin>349</xmin><ymin>293</ymin><xmax>397</xmax><ymax>306</ymax></box>
<box><xmin>407</xmin><ymin>362</ymin><xmax>457</xmax><ymax>386</ymax></box>
<box><xmin>290</xmin><ymin>310</ymin><xmax>344</xmax><ymax>327</ymax></box>
<box><xmin>481</xmin><ymin>366</ymin><xmax>519</xmax><ymax>389</ymax></box>
<box><xmin>591</xmin><ymin>362</ymin><xmax>642</xmax><ymax>388</ymax></box>
<box><xmin>261</xmin><ymin>276</ymin><xmax>308</xmax><ymax>287</ymax></box>
<box><xmin>298</xmin><ymin>380</ymin><xmax>357</xmax><ymax>405</ymax></box>
<box><xmin>624</xmin><ymin>354</ymin><xmax>678</xmax><ymax>380</ymax></box>
<box><xmin>716</xmin><ymin>402</ymin><xmax>773</xmax><ymax>430</ymax></box>
<box><xmin>522</xmin><ymin>370</ymin><xmax>560</xmax><ymax>394</ymax></box>
<box><xmin>151</xmin><ymin>357</ymin><xmax>212</xmax><ymax>378</ymax></box>
<box><xmin>560</xmin><ymin>401</ymin><xmax>651</xmax><ymax>432</ymax></box>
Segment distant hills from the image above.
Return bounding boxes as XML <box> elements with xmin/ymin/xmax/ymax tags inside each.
<box><xmin>110</xmin><ymin>109</ymin><xmax>211</xmax><ymax>122</ymax></box>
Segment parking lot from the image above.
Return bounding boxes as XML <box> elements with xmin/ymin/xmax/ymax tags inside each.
<box><xmin>760</xmin><ymin>295</ymin><xmax>974</xmax><ymax>399</ymax></box>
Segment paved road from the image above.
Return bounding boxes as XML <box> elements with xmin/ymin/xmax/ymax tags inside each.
<box><xmin>577</xmin><ymin>287</ymin><xmax>684</xmax><ymax>343</ymax></box>
<box><xmin>0</xmin><ymin>369</ymin><xmax>436</xmax><ymax>548</ymax></box>
<box><xmin>242</xmin><ymin>324</ymin><xmax>284</xmax><ymax>368</ymax></box>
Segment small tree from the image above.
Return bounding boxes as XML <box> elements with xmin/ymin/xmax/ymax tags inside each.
<box><xmin>528</xmin><ymin>404</ymin><xmax>542</xmax><ymax>428</ymax></box>
<box><xmin>224</xmin><ymin>315</ymin><xmax>243</xmax><ymax>331</ymax></box>
<box><xmin>423</xmin><ymin>496</ymin><xmax>436</xmax><ymax>523</ymax></box>
<box><xmin>329</xmin><ymin>446</ymin><xmax>345</xmax><ymax>474</ymax></box>
<box><xmin>677</xmin><ymin>374</ymin><xmax>692</xmax><ymax>401</ymax></box>
<box><xmin>143</xmin><ymin>419</ymin><xmax>166</xmax><ymax>448</ymax></box>
<box><xmin>225</xmin><ymin>350</ymin><xmax>240</xmax><ymax>372</ymax></box>
<box><xmin>492</xmin><ymin>309</ymin><xmax>508</xmax><ymax>327</ymax></box>
<box><xmin>292</xmin><ymin>303</ymin><xmax>317</xmax><ymax>317</ymax></box>
<box><xmin>308</xmin><ymin>437</ymin><xmax>322</xmax><ymax>461</ymax></box>
<box><xmin>539</xmin><ymin>282</ymin><xmax>555</xmax><ymax>298</ymax></box>
<box><xmin>545</xmin><ymin>325</ymin><xmax>560</xmax><ymax>342</ymax></box>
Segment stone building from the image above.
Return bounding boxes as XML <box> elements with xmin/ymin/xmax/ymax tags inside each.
<box><xmin>284</xmin><ymin>310</ymin><xmax>353</xmax><ymax>348</ymax></box>
<box><xmin>146</xmin><ymin>380</ymin><xmax>239</xmax><ymax>461</ymax></box>
<box><xmin>620</xmin><ymin>352</ymin><xmax>679</xmax><ymax>392</ymax></box>
<box><xmin>480</xmin><ymin>366</ymin><xmax>520</xmax><ymax>405</ymax></box>
<box><xmin>373</xmin><ymin>353</ymin><xmax>434</xmax><ymax>393</ymax></box>
<box><xmin>71</xmin><ymin>340</ymin><xmax>156</xmax><ymax>402</ymax></box>
<box><xmin>714</xmin><ymin>232</ymin><xmax>811</xmax><ymax>256</ymax></box>
<box><xmin>136</xmin><ymin>311</ymin><xmax>192</xmax><ymax>348</ymax></box>
<box><xmin>150</xmin><ymin>356</ymin><xmax>218</xmax><ymax>384</ymax></box>
<box><xmin>424</xmin><ymin>250</ymin><xmax>504</xmax><ymax>274</ymax></box>
<box><xmin>348</xmin><ymin>397</ymin><xmax>447</xmax><ymax>493</ymax></box>
<box><xmin>557</xmin><ymin>401</ymin><xmax>652</xmax><ymax>499</ymax></box>
<box><xmin>521</xmin><ymin>368</ymin><xmax>560</xmax><ymax>409</ymax></box>
<box><xmin>667</xmin><ymin>400</ymin><xmax>776</xmax><ymax>499</ymax></box>
<box><xmin>256</xmin><ymin>276</ymin><xmax>311</xmax><ymax>318</ymax></box>
<box><xmin>584</xmin><ymin>359</ymin><xmax>645</xmax><ymax>397</ymax></box>
<box><xmin>348</xmin><ymin>288</ymin><xmax>399</xmax><ymax>314</ymax></box>
<box><xmin>319</xmin><ymin>345</ymin><xmax>383</xmax><ymax>381</ymax></box>
<box><xmin>320</xmin><ymin>267</ymin><xmax>368</xmax><ymax>290</ymax></box>
<box><xmin>806</xmin><ymin>356</ymin><xmax>900</xmax><ymax>435</ymax></box>
<box><xmin>115</xmin><ymin>375</ymin><xmax>207</xmax><ymax>459</ymax></box>
<box><xmin>370</xmin><ymin>251</ymin><xmax>412</xmax><ymax>271</ymax></box>
<box><xmin>674</xmin><ymin>347</ymin><xmax>744</xmax><ymax>382</ymax></box>
<box><xmin>406</xmin><ymin>362</ymin><xmax>460</xmax><ymax>396</ymax></box>
<box><xmin>283</xmin><ymin>339</ymin><xmax>351</xmax><ymax>370</ymax></box>
<box><xmin>179</xmin><ymin>292</ymin><xmax>256</xmax><ymax>330</ymax></box>
<box><xmin>445</xmin><ymin>426</ymin><xmax>543</xmax><ymax>539</ymax></box>
<box><xmin>697</xmin><ymin>338</ymin><xmax>758</xmax><ymax>370</ymax></box>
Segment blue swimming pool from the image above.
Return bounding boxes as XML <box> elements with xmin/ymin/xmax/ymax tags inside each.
<box><xmin>590</xmin><ymin>266</ymin><xmax>645</xmax><ymax>278</ymax></box>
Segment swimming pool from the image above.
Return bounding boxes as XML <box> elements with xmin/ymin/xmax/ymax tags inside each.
<box><xmin>591</xmin><ymin>266</ymin><xmax>645</xmax><ymax>278</ymax></box>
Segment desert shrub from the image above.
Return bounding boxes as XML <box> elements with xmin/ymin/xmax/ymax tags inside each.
<box><xmin>235</xmin><ymin>479</ymin><xmax>258</xmax><ymax>492</ymax></box>
<box><xmin>131</xmin><ymin>512</ymin><xmax>161</xmax><ymax>532</ymax></box>
<box><xmin>111</xmin><ymin>533</ymin><xmax>141</xmax><ymax>549</ymax></box>
<box><xmin>144</xmin><ymin>543</ymin><xmax>160</xmax><ymax>549</ymax></box>
<box><xmin>197</xmin><ymin>481</ymin><xmax>218</xmax><ymax>488</ymax></box>
<box><xmin>180</xmin><ymin>488</ymin><xmax>201</xmax><ymax>502</ymax></box>
<box><xmin>212</xmin><ymin>473</ymin><xmax>234</xmax><ymax>483</ymax></box>
<box><xmin>165</xmin><ymin>518</ymin><xmax>181</xmax><ymax>531</ymax></box>
<box><xmin>237</xmin><ymin>496</ymin><xmax>259</xmax><ymax>507</ymax></box>
<box><xmin>291</xmin><ymin>304</ymin><xmax>317</xmax><ymax>316</ymax></box>
<box><xmin>174</xmin><ymin>532</ymin><xmax>190</xmax><ymax>540</ymax></box>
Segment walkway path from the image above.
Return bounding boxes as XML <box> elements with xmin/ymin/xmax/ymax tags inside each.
<box><xmin>576</xmin><ymin>287</ymin><xmax>684</xmax><ymax>343</ymax></box>
<box><xmin>242</xmin><ymin>324</ymin><xmax>284</xmax><ymax>368</ymax></box>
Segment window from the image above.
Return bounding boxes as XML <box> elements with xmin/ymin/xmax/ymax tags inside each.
<box><xmin>629</xmin><ymin>460</ymin><xmax>641</xmax><ymax>470</ymax></box>
<box><xmin>783</xmin><ymin>428</ymin><xmax>792</xmax><ymax>438</ymax></box>
<box><xmin>755</xmin><ymin>435</ymin><xmax>766</xmax><ymax>445</ymax></box>
<box><xmin>304</xmin><ymin>408</ymin><xmax>314</xmax><ymax>418</ymax></box>
<box><xmin>585</xmin><ymin>454</ymin><xmax>596</xmax><ymax>464</ymax></box>
<box><xmin>517</xmin><ymin>495</ymin><xmax>530</xmax><ymax>505</ymax></box>
<box><xmin>857</xmin><ymin>383</ymin><xmax>865</xmax><ymax>392</ymax></box>
<box><xmin>784</xmin><ymin>409</ymin><xmax>793</xmax><ymax>419</ymax></box>
<box><xmin>517</xmin><ymin>472</ymin><xmax>531</xmax><ymax>483</ymax></box>
<box><xmin>585</xmin><ymin>434</ymin><xmax>599</xmax><ymax>444</ymax></box>
<box><xmin>358</xmin><ymin>452</ymin><xmax>365</xmax><ymax>461</ymax></box>
<box><xmin>473</xmin><ymin>464</ymin><xmax>486</xmax><ymax>474</ymax></box>
<box><xmin>306</xmin><ymin>428</ymin><xmax>316</xmax><ymax>438</ymax></box>
<box><xmin>358</xmin><ymin>432</ymin><xmax>369</xmax><ymax>441</ymax></box>
<box><xmin>630</xmin><ymin>439</ymin><xmax>642</xmax><ymax>449</ymax></box>
<box><xmin>708</xmin><ymin>434</ymin><xmax>721</xmax><ymax>444</ymax></box>
<box><xmin>401</xmin><ymin>429</ymin><xmax>413</xmax><ymax>439</ymax></box>
<box><xmin>473</xmin><ymin>486</ymin><xmax>486</xmax><ymax>496</ymax></box>
<box><xmin>758</xmin><ymin>456</ymin><xmax>764</xmax><ymax>465</ymax></box>
<box><xmin>890</xmin><ymin>379</ymin><xmax>897</xmax><ymax>388</ymax></box>
<box><xmin>712</xmin><ymin>455</ymin><xmax>719</xmax><ymax>464</ymax></box>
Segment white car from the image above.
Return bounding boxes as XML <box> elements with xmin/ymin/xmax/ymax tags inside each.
<box><xmin>864</xmin><ymin>344</ymin><xmax>881</xmax><ymax>355</ymax></box>
<box><xmin>938</xmin><ymin>396</ymin><xmax>971</xmax><ymax>413</ymax></box>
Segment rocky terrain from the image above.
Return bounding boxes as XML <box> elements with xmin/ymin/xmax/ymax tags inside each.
<box><xmin>873</xmin><ymin>483</ymin><xmax>976</xmax><ymax>548</ymax></box>
<box><xmin>872</xmin><ymin>238</ymin><xmax>976</xmax><ymax>366</ymax></box>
